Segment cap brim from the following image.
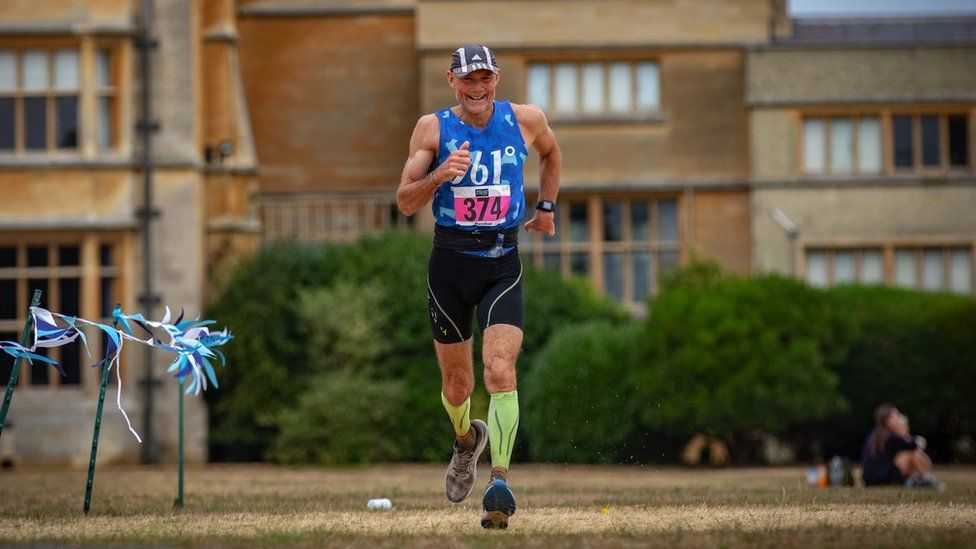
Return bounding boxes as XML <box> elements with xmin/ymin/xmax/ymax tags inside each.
<box><xmin>452</xmin><ymin>63</ymin><xmax>499</xmax><ymax>76</ymax></box>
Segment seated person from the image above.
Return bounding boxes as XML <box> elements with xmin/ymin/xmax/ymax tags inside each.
<box><xmin>861</xmin><ymin>404</ymin><xmax>943</xmax><ymax>489</ymax></box>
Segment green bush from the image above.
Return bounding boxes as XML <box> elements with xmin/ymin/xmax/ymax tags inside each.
<box><xmin>522</xmin><ymin>321</ymin><xmax>645</xmax><ymax>463</ymax></box>
<box><xmin>315</xmin><ymin>233</ymin><xmax>449</xmax><ymax>462</ymax></box>
<box><xmin>204</xmin><ymin>243</ymin><xmax>337</xmax><ymax>461</ymax></box>
<box><xmin>270</xmin><ymin>369</ymin><xmax>405</xmax><ymax>464</ymax></box>
<box><xmin>208</xmin><ymin>241</ymin><xmax>976</xmax><ymax>465</ymax></box>
<box><xmin>635</xmin><ymin>273</ymin><xmax>851</xmax><ymax>461</ymax></box>
<box><xmin>817</xmin><ymin>285</ymin><xmax>976</xmax><ymax>462</ymax></box>
<box><xmin>299</xmin><ymin>282</ymin><xmax>389</xmax><ymax>372</ymax></box>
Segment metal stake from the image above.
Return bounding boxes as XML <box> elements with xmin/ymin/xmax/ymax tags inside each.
<box><xmin>0</xmin><ymin>289</ymin><xmax>42</xmax><ymax>441</ymax></box>
<box><xmin>83</xmin><ymin>306</ymin><xmax>121</xmax><ymax>514</ymax></box>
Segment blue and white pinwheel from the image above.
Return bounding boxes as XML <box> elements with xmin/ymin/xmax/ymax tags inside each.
<box><xmin>114</xmin><ymin>307</ymin><xmax>234</xmax><ymax>395</ymax></box>
<box><xmin>26</xmin><ymin>306</ymin><xmax>233</xmax><ymax>442</ymax></box>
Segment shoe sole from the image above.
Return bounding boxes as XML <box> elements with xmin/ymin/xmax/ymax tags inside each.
<box><xmin>446</xmin><ymin>419</ymin><xmax>489</xmax><ymax>503</ymax></box>
<box><xmin>481</xmin><ymin>510</ymin><xmax>510</xmax><ymax>529</ymax></box>
<box><xmin>481</xmin><ymin>481</ymin><xmax>516</xmax><ymax>529</ymax></box>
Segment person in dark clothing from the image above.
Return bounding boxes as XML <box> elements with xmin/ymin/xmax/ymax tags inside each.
<box><xmin>861</xmin><ymin>404</ymin><xmax>943</xmax><ymax>489</ymax></box>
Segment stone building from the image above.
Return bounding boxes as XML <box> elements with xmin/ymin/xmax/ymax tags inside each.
<box><xmin>0</xmin><ymin>0</ymin><xmax>257</xmax><ymax>465</ymax></box>
<box><xmin>749</xmin><ymin>16</ymin><xmax>976</xmax><ymax>292</ymax></box>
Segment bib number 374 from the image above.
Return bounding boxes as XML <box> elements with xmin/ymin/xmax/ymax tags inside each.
<box><xmin>452</xmin><ymin>185</ymin><xmax>511</xmax><ymax>227</ymax></box>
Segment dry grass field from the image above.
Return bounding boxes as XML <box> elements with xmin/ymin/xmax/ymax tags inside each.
<box><xmin>1</xmin><ymin>463</ymin><xmax>975</xmax><ymax>547</ymax></box>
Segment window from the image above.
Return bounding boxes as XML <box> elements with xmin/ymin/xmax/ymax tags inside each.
<box><xmin>858</xmin><ymin>117</ymin><xmax>882</xmax><ymax>173</ymax></box>
<box><xmin>608</xmin><ymin>62</ymin><xmax>631</xmax><ymax>112</ymax></box>
<box><xmin>804</xmin><ymin>248</ymin><xmax>884</xmax><ymax>288</ymax></box>
<box><xmin>526</xmin><ymin>61</ymin><xmax>660</xmax><ymax>117</ymax></box>
<box><xmin>95</xmin><ymin>49</ymin><xmax>116</xmax><ymax>150</ymax></box>
<box><xmin>0</xmin><ymin>46</ymin><xmax>117</xmax><ymax>154</ymax></box>
<box><xmin>526</xmin><ymin>64</ymin><xmax>550</xmax><ymax>110</ymax></box>
<box><xmin>582</xmin><ymin>63</ymin><xmax>604</xmax><ymax>113</ymax></box>
<box><xmin>897</xmin><ymin>247</ymin><xmax>972</xmax><ymax>294</ymax></box>
<box><xmin>806</xmin><ymin>246</ymin><xmax>973</xmax><ymax>295</ymax></box>
<box><xmin>0</xmin><ymin>239</ymin><xmax>122</xmax><ymax>388</ymax></box>
<box><xmin>520</xmin><ymin>196</ymin><xmax>680</xmax><ymax>305</ymax></box>
<box><xmin>894</xmin><ymin>249</ymin><xmax>916</xmax><ymax>288</ymax></box>
<box><xmin>890</xmin><ymin>112</ymin><xmax>970</xmax><ymax>172</ymax></box>
<box><xmin>920</xmin><ymin>115</ymin><xmax>940</xmax><ymax>167</ymax></box>
<box><xmin>830</xmin><ymin>118</ymin><xmax>853</xmax><ymax>174</ymax></box>
<box><xmin>803</xmin><ymin>118</ymin><xmax>825</xmax><ymax>173</ymax></box>
<box><xmin>802</xmin><ymin>116</ymin><xmax>881</xmax><ymax>175</ymax></box>
<box><xmin>802</xmin><ymin>112</ymin><xmax>970</xmax><ymax>175</ymax></box>
<box><xmin>948</xmin><ymin>115</ymin><xmax>970</xmax><ymax>167</ymax></box>
<box><xmin>893</xmin><ymin>116</ymin><xmax>913</xmax><ymax>169</ymax></box>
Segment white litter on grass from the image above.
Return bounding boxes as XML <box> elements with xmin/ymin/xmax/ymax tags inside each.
<box><xmin>367</xmin><ymin>498</ymin><xmax>392</xmax><ymax>510</ymax></box>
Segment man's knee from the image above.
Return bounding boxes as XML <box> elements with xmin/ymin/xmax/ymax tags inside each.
<box><xmin>442</xmin><ymin>377</ymin><xmax>473</xmax><ymax>405</ymax></box>
<box><xmin>483</xmin><ymin>355</ymin><xmax>517</xmax><ymax>391</ymax></box>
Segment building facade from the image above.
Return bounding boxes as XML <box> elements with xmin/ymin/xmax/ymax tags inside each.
<box><xmin>749</xmin><ymin>17</ymin><xmax>976</xmax><ymax>293</ymax></box>
<box><xmin>0</xmin><ymin>0</ymin><xmax>258</xmax><ymax>464</ymax></box>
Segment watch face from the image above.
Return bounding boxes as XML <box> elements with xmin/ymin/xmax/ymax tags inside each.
<box><xmin>537</xmin><ymin>200</ymin><xmax>554</xmax><ymax>212</ymax></box>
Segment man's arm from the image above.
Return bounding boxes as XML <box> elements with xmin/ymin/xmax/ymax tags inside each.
<box><xmin>515</xmin><ymin>104</ymin><xmax>561</xmax><ymax>236</ymax></box>
<box><xmin>397</xmin><ymin>116</ymin><xmax>472</xmax><ymax>217</ymax></box>
<box><xmin>396</xmin><ymin>115</ymin><xmax>440</xmax><ymax>217</ymax></box>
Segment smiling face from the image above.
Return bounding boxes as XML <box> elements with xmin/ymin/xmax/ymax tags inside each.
<box><xmin>447</xmin><ymin>69</ymin><xmax>499</xmax><ymax>117</ymax></box>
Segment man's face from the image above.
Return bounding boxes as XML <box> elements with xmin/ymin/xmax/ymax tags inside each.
<box><xmin>448</xmin><ymin>69</ymin><xmax>499</xmax><ymax>116</ymax></box>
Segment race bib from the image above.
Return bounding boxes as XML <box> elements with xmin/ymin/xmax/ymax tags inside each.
<box><xmin>452</xmin><ymin>185</ymin><xmax>511</xmax><ymax>227</ymax></box>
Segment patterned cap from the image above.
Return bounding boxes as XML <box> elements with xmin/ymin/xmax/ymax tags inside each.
<box><xmin>450</xmin><ymin>44</ymin><xmax>499</xmax><ymax>76</ymax></box>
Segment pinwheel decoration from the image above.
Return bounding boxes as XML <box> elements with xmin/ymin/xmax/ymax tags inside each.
<box><xmin>0</xmin><ymin>289</ymin><xmax>233</xmax><ymax>514</ymax></box>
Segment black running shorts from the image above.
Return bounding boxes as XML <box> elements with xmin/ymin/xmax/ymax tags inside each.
<box><xmin>427</xmin><ymin>246</ymin><xmax>524</xmax><ymax>344</ymax></box>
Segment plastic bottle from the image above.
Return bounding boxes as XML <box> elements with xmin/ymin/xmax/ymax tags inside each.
<box><xmin>367</xmin><ymin>498</ymin><xmax>392</xmax><ymax>510</ymax></box>
<box><xmin>829</xmin><ymin>455</ymin><xmax>845</xmax><ymax>487</ymax></box>
<box><xmin>485</xmin><ymin>233</ymin><xmax>505</xmax><ymax>258</ymax></box>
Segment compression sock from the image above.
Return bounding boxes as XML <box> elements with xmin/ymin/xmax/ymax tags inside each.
<box><xmin>441</xmin><ymin>392</ymin><xmax>472</xmax><ymax>441</ymax></box>
<box><xmin>488</xmin><ymin>390</ymin><xmax>519</xmax><ymax>471</ymax></box>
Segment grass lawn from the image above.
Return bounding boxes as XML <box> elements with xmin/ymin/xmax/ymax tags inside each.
<box><xmin>1</xmin><ymin>463</ymin><xmax>974</xmax><ymax>547</ymax></box>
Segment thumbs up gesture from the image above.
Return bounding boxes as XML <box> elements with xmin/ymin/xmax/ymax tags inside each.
<box><xmin>431</xmin><ymin>141</ymin><xmax>471</xmax><ymax>184</ymax></box>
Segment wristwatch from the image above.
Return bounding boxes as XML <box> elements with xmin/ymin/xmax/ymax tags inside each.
<box><xmin>536</xmin><ymin>200</ymin><xmax>555</xmax><ymax>213</ymax></box>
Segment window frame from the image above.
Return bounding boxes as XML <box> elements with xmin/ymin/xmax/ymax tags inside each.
<box><xmin>802</xmin><ymin>241</ymin><xmax>976</xmax><ymax>295</ymax></box>
<box><xmin>519</xmin><ymin>193</ymin><xmax>683</xmax><ymax>307</ymax></box>
<box><xmin>0</xmin><ymin>37</ymin><xmax>122</xmax><ymax>157</ymax></box>
<box><xmin>523</xmin><ymin>57</ymin><xmax>664</xmax><ymax>123</ymax></box>
<box><xmin>798</xmin><ymin>107</ymin><xmax>974</xmax><ymax>177</ymax></box>
<box><xmin>93</xmin><ymin>42</ymin><xmax>121</xmax><ymax>152</ymax></box>
<box><xmin>799</xmin><ymin>113</ymin><xmax>884</xmax><ymax>176</ymax></box>
<box><xmin>0</xmin><ymin>234</ymin><xmax>125</xmax><ymax>390</ymax></box>
<box><xmin>803</xmin><ymin>247</ymin><xmax>885</xmax><ymax>287</ymax></box>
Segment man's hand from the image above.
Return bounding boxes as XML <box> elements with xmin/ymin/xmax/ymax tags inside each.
<box><xmin>432</xmin><ymin>141</ymin><xmax>471</xmax><ymax>184</ymax></box>
<box><xmin>524</xmin><ymin>210</ymin><xmax>555</xmax><ymax>237</ymax></box>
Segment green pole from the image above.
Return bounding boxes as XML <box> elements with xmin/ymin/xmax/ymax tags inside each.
<box><xmin>176</xmin><ymin>378</ymin><xmax>184</xmax><ymax>509</ymax></box>
<box><xmin>0</xmin><ymin>289</ymin><xmax>42</xmax><ymax>441</ymax></box>
<box><xmin>84</xmin><ymin>306</ymin><xmax>121</xmax><ymax>515</ymax></box>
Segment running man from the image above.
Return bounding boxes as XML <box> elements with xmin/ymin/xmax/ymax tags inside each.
<box><xmin>396</xmin><ymin>44</ymin><xmax>561</xmax><ymax>529</ymax></box>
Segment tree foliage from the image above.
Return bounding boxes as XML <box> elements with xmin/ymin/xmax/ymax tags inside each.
<box><xmin>522</xmin><ymin>322</ymin><xmax>645</xmax><ymax>463</ymax></box>
<box><xmin>635</xmin><ymin>274</ymin><xmax>852</xmax><ymax>460</ymax></box>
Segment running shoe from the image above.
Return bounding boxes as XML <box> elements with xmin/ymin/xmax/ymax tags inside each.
<box><xmin>481</xmin><ymin>475</ymin><xmax>517</xmax><ymax>529</ymax></box>
<box><xmin>445</xmin><ymin>419</ymin><xmax>488</xmax><ymax>503</ymax></box>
